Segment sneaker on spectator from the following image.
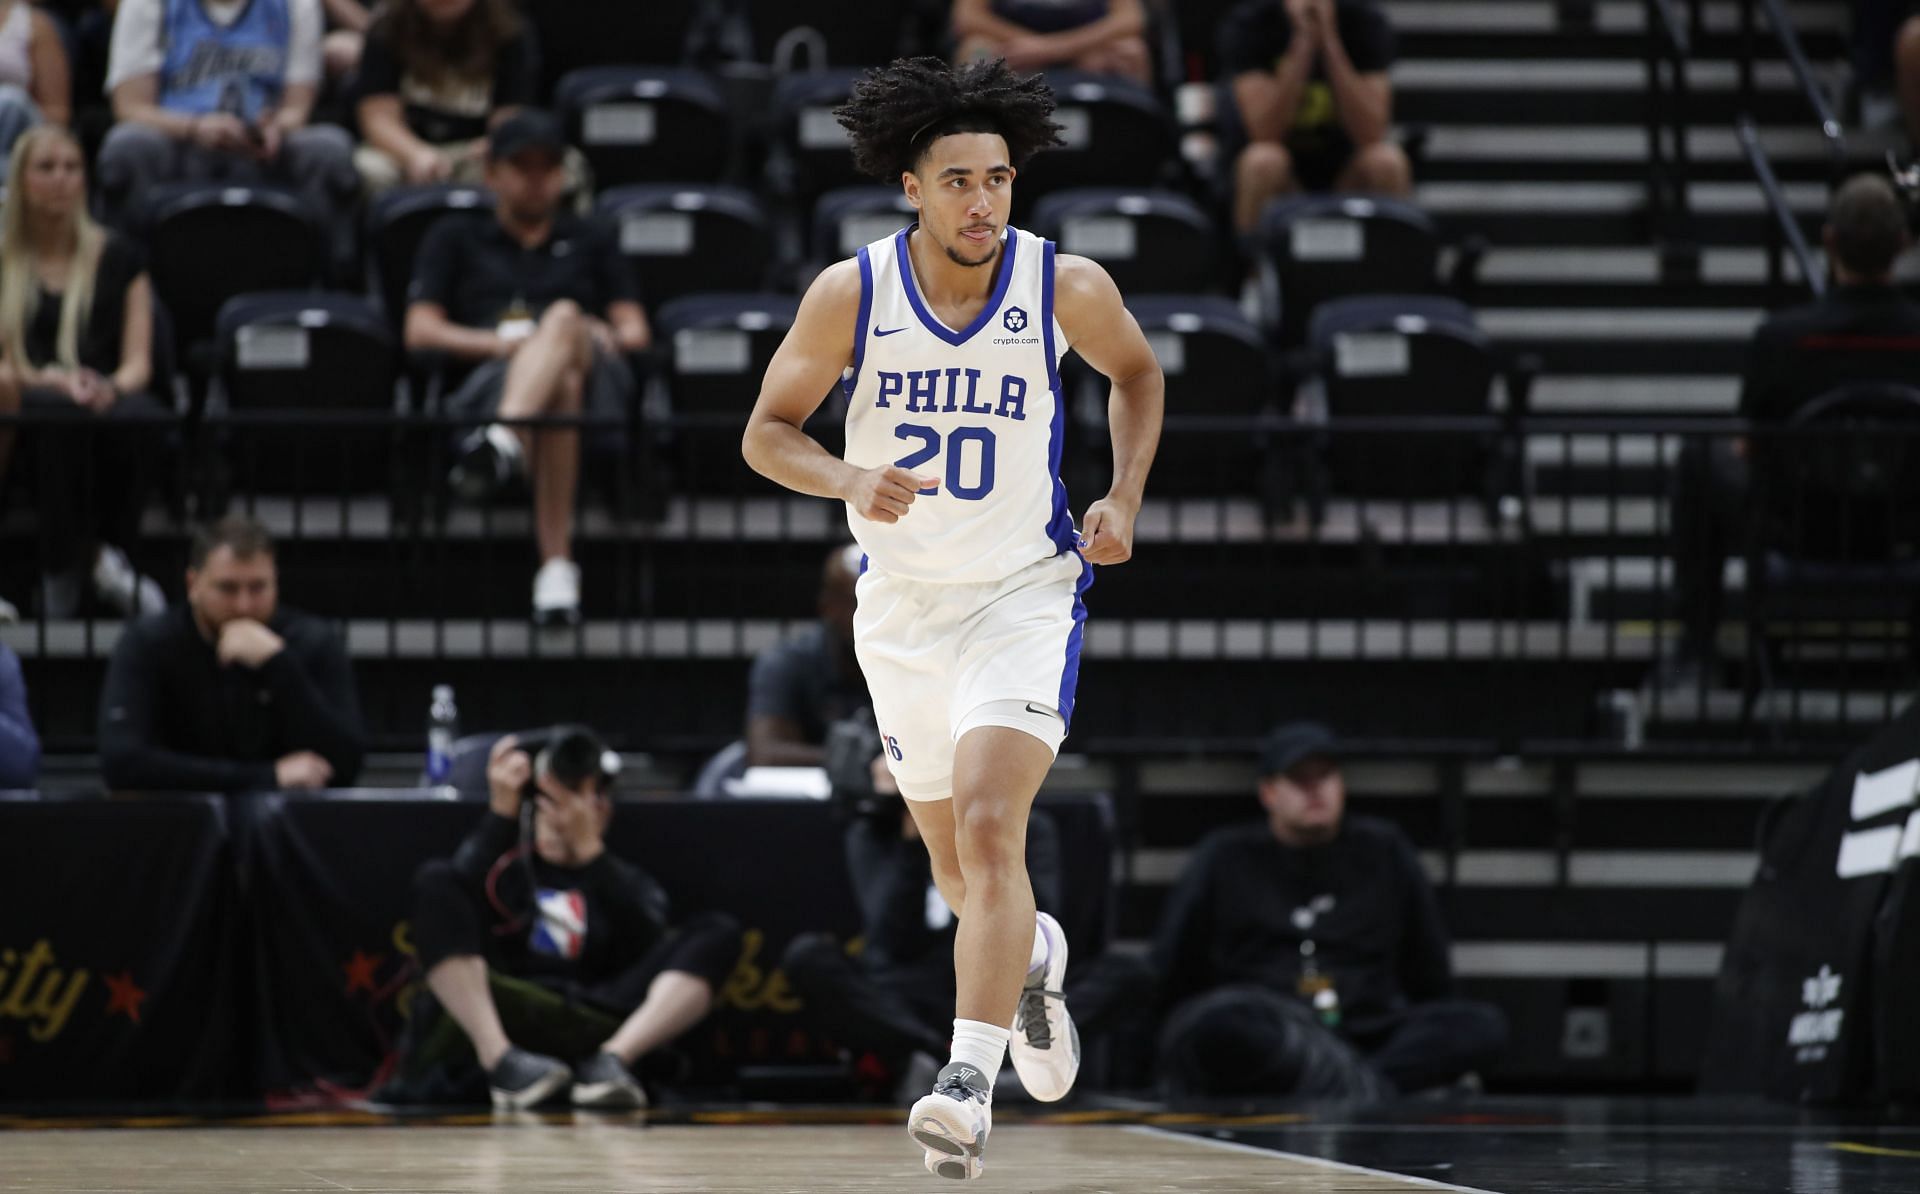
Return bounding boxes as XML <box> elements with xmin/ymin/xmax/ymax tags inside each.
<box><xmin>487</xmin><ymin>1046</ymin><xmax>572</xmax><ymax>1110</ymax></box>
<box><xmin>92</xmin><ymin>545</ymin><xmax>166</xmax><ymax>616</ymax></box>
<box><xmin>571</xmin><ymin>1050</ymin><xmax>647</xmax><ymax>1109</ymax></box>
<box><xmin>449</xmin><ymin>423</ymin><xmax>526</xmax><ymax>503</ymax></box>
<box><xmin>533</xmin><ymin>558</ymin><xmax>580</xmax><ymax>627</ymax></box>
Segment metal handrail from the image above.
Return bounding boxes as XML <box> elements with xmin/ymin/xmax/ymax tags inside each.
<box><xmin>1737</xmin><ymin>115</ymin><xmax>1826</xmax><ymax>298</ymax></box>
<box><xmin>1742</xmin><ymin>0</ymin><xmax>1845</xmax><ymax>177</ymax></box>
<box><xmin>1643</xmin><ymin>0</ymin><xmax>1695</xmax><ymax>246</ymax></box>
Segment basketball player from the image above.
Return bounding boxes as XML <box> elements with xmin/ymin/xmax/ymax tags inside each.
<box><xmin>743</xmin><ymin>58</ymin><xmax>1163</xmax><ymax>1180</ymax></box>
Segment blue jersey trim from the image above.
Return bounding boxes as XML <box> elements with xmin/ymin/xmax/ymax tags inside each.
<box><xmin>892</xmin><ymin>225</ymin><xmax>1020</xmax><ymax>347</ymax></box>
<box><xmin>1040</xmin><ymin>239</ymin><xmax>1075</xmax><ymax>554</ymax></box>
<box><xmin>1056</xmin><ymin>553</ymin><xmax>1094</xmax><ymax>726</ymax></box>
<box><xmin>844</xmin><ymin>245</ymin><xmax>874</xmax><ymax>399</ymax></box>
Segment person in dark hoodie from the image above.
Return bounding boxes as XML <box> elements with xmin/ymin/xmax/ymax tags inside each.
<box><xmin>1152</xmin><ymin>722</ymin><xmax>1506</xmax><ymax>1098</ymax></box>
<box><xmin>97</xmin><ymin>515</ymin><xmax>365</xmax><ymax>792</ymax></box>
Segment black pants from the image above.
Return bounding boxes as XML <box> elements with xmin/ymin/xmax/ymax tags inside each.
<box><xmin>410</xmin><ymin>857</ymin><xmax>741</xmax><ymax>1016</ymax></box>
<box><xmin>1669</xmin><ymin>437</ymin><xmax>1750</xmax><ymax>659</ymax></box>
<box><xmin>1158</xmin><ymin>984</ymin><xmax>1508</xmax><ymax>1099</ymax></box>
<box><xmin>782</xmin><ymin>933</ymin><xmax>1157</xmax><ymax>1066</ymax></box>
<box><xmin>18</xmin><ymin>387</ymin><xmax>165</xmax><ymax>576</ymax></box>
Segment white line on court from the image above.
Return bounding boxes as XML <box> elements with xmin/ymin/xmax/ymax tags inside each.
<box><xmin>1126</xmin><ymin>1125</ymin><xmax>1509</xmax><ymax>1194</ymax></box>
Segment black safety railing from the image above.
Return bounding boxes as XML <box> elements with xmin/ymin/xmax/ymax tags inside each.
<box><xmin>1738</xmin><ymin>116</ymin><xmax>1827</xmax><ymax>302</ymax></box>
<box><xmin>5</xmin><ymin>409</ymin><xmax>1920</xmax><ymax>756</ymax></box>
<box><xmin>1734</xmin><ymin>0</ymin><xmax>1846</xmax><ymax>302</ymax></box>
<box><xmin>1643</xmin><ymin>0</ymin><xmax>1696</xmax><ymax>249</ymax></box>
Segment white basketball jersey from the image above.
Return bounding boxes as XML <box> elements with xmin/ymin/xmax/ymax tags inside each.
<box><xmin>841</xmin><ymin>225</ymin><xmax>1074</xmax><ymax>584</ymax></box>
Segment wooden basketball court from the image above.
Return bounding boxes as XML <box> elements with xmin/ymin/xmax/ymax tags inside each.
<box><xmin>0</xmin><ymin>1121</ymin><xmax>1479</xmax><ymax>1193</ymax></box>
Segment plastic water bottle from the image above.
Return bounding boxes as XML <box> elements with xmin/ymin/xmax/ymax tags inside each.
<box><xmin>426</xmin><ymin>685</ymin><xmax>458</xmax><ymax>785</ymax></box>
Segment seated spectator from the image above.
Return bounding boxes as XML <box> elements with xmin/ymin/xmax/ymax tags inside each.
<box><xmin>1667</xmin><ymin>175</ymin><xmax>1920</xmax><ymax>682</ymax></box>
<box><xmin>0</xmin><ymin>126</ymin><xmax>167</xmax><ymax>618</ymax></box>
<box><xmin>783</xmin><ymin>760</ymin><xmax>1149</xmax><ymax>1095</ymax></box>
<box><xmin>321</xmin><ymin>0</ymin><xmax>370</xmax><ymax>84</ymax></box>
<box><xmin>98</xmin><ymin>515</ymin><xmax>366</xmax><ymax>792</ymax></box>
<box><xmin>405</xmin><ymin>110</ymin><xmax>649</xmax><ymax>626</ymax></box>
<box><xmin>1153</xmin><ymin>723</ymin><xmax>1506</xmax><ymax>1098</ymax></box>
<box><xmin>96</xmin><ymin>0</ymin><xmax>357</xmax><ymax>228</ymax></box>
<box><xmin>351</xmin><ymin>0</ymin><xmax>539</xmax><ymax>194</ymax></box>
<box><xmin>0</xmin><ymin>638</ymin><xmax>37</xmax><ymax>787</ymax></box>
<box><xmin>0</xmin><ymin>0</ymin><xmax>71</xmax><ymax>158</ymax></box>
<box><xmin>745</xmin><ymin>545</ymin><xmax>868</xmax><ymax>768</ymax></box>
<box><xmin>951</xmin><ymin>0</ymin><xmax>1152</xmax><ymax>86</ymax></box>
<box><xmin>393</xmin><ymin>727</ymin><xmax>741</xmax><ymax>1109</ymax></box>
<box><xmin>1222</xmin><ymin>0</ymin><xmax>1409</xmax><ymax>237</ymax></box>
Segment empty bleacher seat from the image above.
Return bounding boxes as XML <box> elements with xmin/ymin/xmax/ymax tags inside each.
<box><xmin>364</xmin><ymin>184</ymin><xmax>493</xmax><ymax>335</ymax></box>
<box><xmin>596</xmin><ymin>184</ymin><xmax>773</xmax><ymax>309</ymax></box>
<box><xmin>809</xmin><ymin>185</ymin><xmax>916</xmax><ymax>268</ymax></box>
<box><xmin>1259</xmin><ymin>194</ymin><xmax>1441</xmax><ymax>350</ymax></box>
<box><xmin>1014</xmin><ymin>70</ymin><xmax>1178</xmax><ymax>202</ymax></box>
<box><xmin>653</xmin><ymin>293</ymin><xmax>824</xmax><ymax>490</ymax></box>
<box><xmin>768</xmin><ymin>69</ymin><xmax>866</xmax><ymax>205</ymax></box>
<box><xmin>1029</xmin><ymin>188</ymin><xmax>1220</xmax><ymax>293</ymax></box>
<box><xmin>555</xmin><ymin>66</ymin><xmax>732</xmax><ymax>189</ymax></box>
<box><xmin>211</xmin><ymin>292</ymin><xmax>404</xmax><ymax>500</ymax></box>
<box><xmin>141</xmin><ymin>182</ymin><xmax>329</xmax><ymax>358</ymax></box>
<box><xmin>1307</xmin><ymin>294</ymin><xmax>1507</xmax><ymax>505</ymax></box>
<box><xmin>1073</xmin><ymin>294</ymin><xmax>1277</xmax><ymax>498</ymax></box>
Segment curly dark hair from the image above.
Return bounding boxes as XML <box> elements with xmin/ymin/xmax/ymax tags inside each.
<box><xmin>834</xmin><ymin>57</ymin><xmax>1066</xmax><ymax>182</ymax></box>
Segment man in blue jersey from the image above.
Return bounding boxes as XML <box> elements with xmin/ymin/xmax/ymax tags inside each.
<box><xmin>743</xmin><ymin>57</ymin><xmax>1163</xmax><ymax>1181</ymax></box>
<box><xmin>97</xmin><ymin>0</ymin><xmax>355</xmax><ymax>227</ymax></box>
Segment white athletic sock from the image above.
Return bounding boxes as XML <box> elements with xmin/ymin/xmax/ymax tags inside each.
<box><xmin>1027</xmin><ymin>915</ymin><xmax>1049</xmax><ymax>975</ymax></box>
<box><xmin>947</xmin><ymin>1019</ymin><xmax>1010</xmax><ymax>1093</ymax></box>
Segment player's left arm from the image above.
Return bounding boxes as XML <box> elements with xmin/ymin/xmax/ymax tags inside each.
<box><xmin>1053</xmin><ymin>254</ymin><xmax>1163</xmax><ymax>566</ymax></box>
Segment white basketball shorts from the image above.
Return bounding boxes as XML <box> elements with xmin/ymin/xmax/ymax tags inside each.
<box><xmin>853</xmin><ymin>549</ymin><xmax>1093</xmax><ymax>802</ymax></box>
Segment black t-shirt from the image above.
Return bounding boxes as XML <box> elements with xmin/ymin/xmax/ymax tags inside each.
<box><xmin>1739</xmin><ymin>285</ymin><xmax>1920</xmax><ymax>423</ymax></box>
<box><xmin>1220</xmin><ymin>0</ymin><xmax>1396</xmax><ymax>162</ymax></box>
<box><xmin>450</xmin><ymin>811</ymin><xmax>671</xmax><ymax>985</ymax></box>
<box><xmin>408</xmin><ymin>213</ymin><xmax>641</xmax><ymax>332</ymax></box>
<box><xmin>745</xmin><ymin>622</ymin><xmax>867</xmax><ymax>746</ymax></box>
<box><xmin>355</xmin><ymin>18</ymin><xmax>540</xmax><ymax>145</ymax></box>
<box><xmin>1150</xmin><ymin>817</ymin><xmax>1453</xmax><ymax>1037</ymax></box>
<box><xmin>11</xmin><ymin>233</ymin><xmax>145</xmax><ymax>375</ymax></box>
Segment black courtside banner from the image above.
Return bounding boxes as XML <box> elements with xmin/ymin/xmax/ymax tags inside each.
<box><xmin>1701</xmin><ymin>700</ymin><xmax>1920</xmax><ymax>1102</ymax></box>
<box><xmin>0</xmin><ymin>794</ymin><xmax>236</xmax><ymax>1101</ymax></box>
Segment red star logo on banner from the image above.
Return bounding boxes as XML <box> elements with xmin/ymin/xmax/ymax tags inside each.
<box><xmin>103</xmin><ymin>971</ymin><xmax>147</xmax><ymax>1023</ymax></box>
<box><xmin>343</xmin><ymin>950</ymin><xmax>385</xmax><ymax>995</ymax></box>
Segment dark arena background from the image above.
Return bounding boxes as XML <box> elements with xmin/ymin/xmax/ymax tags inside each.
<box><xmin>6</xmin><ymin>0</ymin><xmax>1920</xmax><ymax>1190</ymax></box>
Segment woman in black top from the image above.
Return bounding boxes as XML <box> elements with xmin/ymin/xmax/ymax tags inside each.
<box><xmin>352</xmin><ymin>0</ymin><xmax>542</xmax><ymax>193</ymax></box>
<box><xmin>0</xmin><ymin>126</ymin><xmax>165</xmax><ymax>617</ymax></box>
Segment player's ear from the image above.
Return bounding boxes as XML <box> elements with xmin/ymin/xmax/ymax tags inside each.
<box><xmin>901</xmin><ymin>170</ymin><xmax>921</xmax><ymax>209</ymax></box>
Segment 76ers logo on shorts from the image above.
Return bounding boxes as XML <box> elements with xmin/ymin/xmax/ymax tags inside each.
<box><xmin>530</xmin><ymin>887</ymin><xmax>588</xmax><ymax>959</ymax></box>
<box><xmin>1002</xmin><ymin>307</ymin><xmax>1028</xmax><ymax>333</ymax></box>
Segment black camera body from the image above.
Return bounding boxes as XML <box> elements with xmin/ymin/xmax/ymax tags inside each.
<box><xmin>514</xmin><ymin>724</ymin><xmax>621</xmax><ymax>801</ymax></box>
<box><xmin>824</xmin><ymin>707</ymin><xmax>897</xmax><ymax>822</ymax></box>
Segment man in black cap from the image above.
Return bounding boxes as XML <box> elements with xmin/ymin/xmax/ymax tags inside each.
<box><xmin>1150</xmin><ymin>722</ymin><xmax>1506</xmax><ymax>1098</ymax></box>
<box><xmin>405</xmin><ymin>109</ymin><xmax>651</xmax><ymax>626</ymax></box>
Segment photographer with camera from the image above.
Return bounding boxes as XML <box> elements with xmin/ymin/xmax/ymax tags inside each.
<box><xmin>399</xmin><ymin>726</ymin><xmax>741</xmax><ymax>1109</ymax></box>
<box><xmin>782</xmin><ymin>711</ymin><xmax>1149</xmax><ymax>1098</ymax></box>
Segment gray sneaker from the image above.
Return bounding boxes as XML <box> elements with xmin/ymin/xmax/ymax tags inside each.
<box><xmin>487</xmin><ymin>1046</ymin><xmax>572</xmax><ymax>1110</ymax></box>
<box><xmin>571</xmin><ymin>1050</ymin><xmax>647</xmax><ymax>1109</ymax></box>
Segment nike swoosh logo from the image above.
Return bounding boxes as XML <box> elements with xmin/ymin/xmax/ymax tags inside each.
<box><xmin>873</xmin><ymin>326</ymin><xmax>908</xmax><ymax>337</ymax></box>
<box><xmin>1026</xmin><ymin>702</ymin><xmax>1057</xmax><ymax>717</ymax></box>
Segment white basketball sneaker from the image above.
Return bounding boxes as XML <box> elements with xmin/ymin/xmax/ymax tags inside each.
<box><xmin>1009</xmin><ymin>911</ymin><xmax>1080</xmax><ymax>1102</ymax></box>
<box><xmin>907</xmin><ymin>1062</ymin><xmax>992</xmax><ymax>1181</ymax></box>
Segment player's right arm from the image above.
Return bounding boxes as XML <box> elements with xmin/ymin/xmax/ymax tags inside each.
<box><xmin>741</xmin><ymin>260</ymin><xmax>933</xmax><ymax>524</ymax></box>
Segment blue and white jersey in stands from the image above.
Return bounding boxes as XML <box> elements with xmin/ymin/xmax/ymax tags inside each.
<box><xmin>840</xmin><ymin>224</ymin><xmax>1075</xmax><ymax>584</ymax></box>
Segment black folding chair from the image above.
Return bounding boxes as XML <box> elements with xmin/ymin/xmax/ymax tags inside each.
<box><xmin>596</xmin><ymin>184</ymin><xmax>773</xmax><ymax>308</ymax></box>
<box><xmin>1029</xmin><ymin>187</ymin><xmax>1220</xmax><ymax>293</ymax></box>
<box><xmin>555</xmin><ymin>66</ymin><xmax>732</xmax><ymax>189</ymax></box>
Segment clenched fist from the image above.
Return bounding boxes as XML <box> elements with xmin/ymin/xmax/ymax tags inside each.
<box><xmin>844</xmin><ymin>465</ymin><xmax>937</xmax><ymax>524</ymax></box>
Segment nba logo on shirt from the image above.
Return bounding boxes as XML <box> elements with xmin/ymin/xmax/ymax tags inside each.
<box><xmin>530</xmin><ymin>887</ymin><xmax>588</xmax><ymax>959</ymax></box>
